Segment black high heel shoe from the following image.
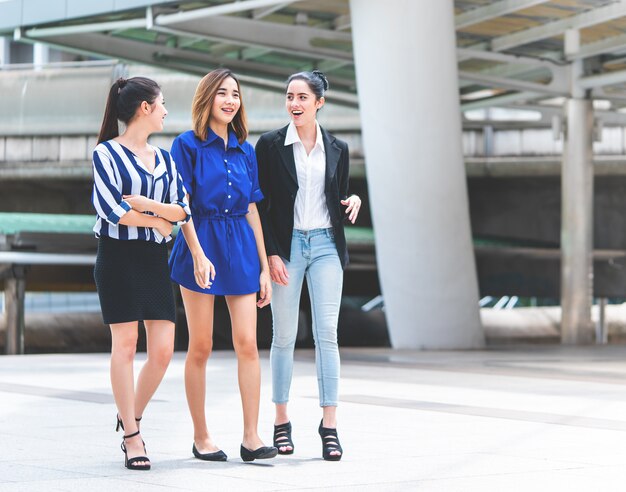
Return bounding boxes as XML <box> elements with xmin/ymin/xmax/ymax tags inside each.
<box><xmin>240</xmin><ymin>444</ymin><xmax>278</xmax><ymax>462</ymax></box>
<box><xmin>121</xmin><ymin>430</ymin><xmax>151</xmax><ymax>471</ymax></box>
<box><xmin>273</xmin><ymin>421</ymin><xmax>294</xmax><ymax>455</ymax></box>
<box><xmin>192</xmin><ymin>443</ymin><xmax>227</xmax><ymax>461</ymax></box>
<box><xmin>318</xmin><ymin>420</ymin><xmax>343</xmax><ymax>461</ymax></box>
<box><xmin>116</xmin><ymin>414</ymin><xmax>142</xmax><ymax>432</ymax></box>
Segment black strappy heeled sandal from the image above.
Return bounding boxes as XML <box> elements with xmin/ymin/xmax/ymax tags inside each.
<box><xmin>121</xmin><ymin>430</ymin><xmax>151</xmax><ymax>471</ymax></box>
<box><xmin>318</xmin><ymin>420</ymin><xmax>343</xmax><ymax>461</ymax></box>
<box><xmin>116</xmin><ymin>414</ymin><xmax>142</xmax><ymax>432</ymax></box>
<box><xmin>273</xmin><ymin>421</ymin><xmax>294</xmax><ymax>455</ymax></box>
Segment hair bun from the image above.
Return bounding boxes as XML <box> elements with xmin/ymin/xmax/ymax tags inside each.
<box><xmin>116</xmin><ymin>77</ymin><xmax>127</xmax><ymax>94</ymax></box>
<box><xmin>312</xmin><ymin>70</ymin><xmax>329</xmax><ymax>91</ymax></box>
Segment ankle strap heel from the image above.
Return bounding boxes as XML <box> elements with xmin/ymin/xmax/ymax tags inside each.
<box><xmin>115</xmin><ymin>414</ymin><xmax>143</xmax><ymax>432</ymax></box>
<box><xmin>121</xmin><ymin>430</ymin><xmax>151</xmax><ymax>471</ymax></box>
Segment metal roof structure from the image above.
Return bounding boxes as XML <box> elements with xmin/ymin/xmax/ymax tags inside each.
<box><xmin>1</xmin><ymin>0</ymin><xmax>626</xmax><ymax>115</ymax></box>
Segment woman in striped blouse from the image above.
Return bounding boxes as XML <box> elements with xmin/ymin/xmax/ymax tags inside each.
<box><xmin>92</xmin><ymin>76</ymin><xmax>190</xmax><ymax>471</ymax></box>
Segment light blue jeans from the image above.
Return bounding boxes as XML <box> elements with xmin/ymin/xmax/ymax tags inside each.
<box><xmin>270</xmin><ymin>228</ymin><xmax>343</xmax><ymax>407</ymax></box>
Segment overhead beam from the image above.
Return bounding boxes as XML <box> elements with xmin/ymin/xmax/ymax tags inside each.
<box><xmin>15</xmin><ymin>31</ymin><xmax>303</xmax><ymax>79</ymax></box>
<box><xmin>152</xmin><ymin>15</ymin><xmax>353</xmax><ymax>62</ymax></box>
<box><xmin>491</xmin><ymin>0</ymin><xmax>626</xmax><ymax>52</ymax></box>
<box><xmin>23</xmin><ymin>18</ymin><xmax>145</xmax><ymax>37</ymax></box>
<box><xmin>458</xmin><ymin>70</ymin><xmax>566</xmax><ymax>95</ymax></box>
<box><xmin>578</xmin><ymin>68</ymin><xmax>626</xmax><ymax>89</ymax></box>
<box><xmin>15</xmin><ymin>31</ymin><xmax>358</xmax><ymax>104</ymax></box>
<box><xmin>253</xmin><ymin>2</ymin><xmax>292</xmax><ymax>19</ymax></box>
<box><xmin>457</xmin><ymin>47</ymin><xmax>552</xmax><ymax>68</ymax></box>
<box><xmin>458</xmin><ymin>48</ymin><xmax>569</xmax><ymax>93</ymax></box>
<box><xmin>568</xmin><ymin>32</ymin><xmax>626</xmax><ymax>60</ymax></box>
<box><xmin>21</xmin><ymin>7</ymin><xmax>353</xmax><ymax>64</ymax></box>
<box><xmin>507</xmin><ymin>102</ymin><xmax>626</xmax><ymax>125</ymax></box>
<box><xmin>460</xmin><ymin>91</ymin><xmax>541</xmax><ymax>111</ymax></box>
<box><xmin>155</xmin><ymin>0</ymin><xmax>297</xmax><ymax>25</ymax></box>
<box><xmin>455</xmin><ymin>0</ymin><xmax>549</xmax><ymax>29</ymax></box>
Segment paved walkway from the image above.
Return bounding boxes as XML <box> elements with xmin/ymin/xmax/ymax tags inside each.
<box><xmin>2</xmin><ymin>345</ymin><xmax>626</xmax><ymax>491</ymax></box>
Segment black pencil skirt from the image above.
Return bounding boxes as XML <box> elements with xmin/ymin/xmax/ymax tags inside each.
<box><xmin>94</xmin><ymin>236</ymin><xmax>176</xmax><ymax>325</ymax></box>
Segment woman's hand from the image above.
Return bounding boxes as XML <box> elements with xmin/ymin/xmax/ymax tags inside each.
<box><xmin>123</xmin><ymin>194</ymin><xmax>154</xmax><ymax>213</ymax></box>
<box><xmin>268</xmin><ymin>255</ymin><xmax>289</xmax><ymax>286</ymax></box>
<box><xmin>155</xmin><ymin>218</ymin><xmax>174</xmax><ymax>238</ymax></box>
<box><xmin>341</xmin><ymin>195</ymin><xmax>362</xmax><ymax>224</ymax></box>
<box><xmin>257</xmin><ymin>269</ymin><xmax>272</xmax><ymax>308</ymax></box>
<box><xmin>192</xmin><ymin>252</ymin><xmax>216</xmax><ymax>290</ymax></box>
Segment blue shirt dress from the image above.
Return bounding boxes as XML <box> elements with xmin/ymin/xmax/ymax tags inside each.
<box><xmin>169</xmin><ymin>129</ymin><xmax>264</xmax><ymax>295</ymax></box>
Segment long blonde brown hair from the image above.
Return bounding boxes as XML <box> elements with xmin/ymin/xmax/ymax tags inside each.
<box><xmin>191</xmin><ymin>68</ymin><xmax>248</xmax><ymax>144</ymax></box>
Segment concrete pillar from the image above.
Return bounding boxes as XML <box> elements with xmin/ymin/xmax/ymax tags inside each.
<box><xmin>0</xmin><ymin>36</ymin><xmax>9</xmax><ymax>66</ymax></box>
<box><xmin>560</xmin><ymin>98</ymin><xmax>594</xmax><ymax>344</ymax></box>
<box><xmin>33</xmin><ymin>42</ymin><xmax>49</xmax><ymax>69</ymax></box>
<box><xmin>349</xmin><ymin>0</ymin><xmax>483</xmax><ymax>348</ymax></box>
<box><xmin>4</xmin><ymin>273</ymin><xmax>26</xmax><ymax>355</ymax></box>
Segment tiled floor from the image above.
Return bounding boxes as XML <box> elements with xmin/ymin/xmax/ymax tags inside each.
<box><xmin>1</xmin><ymin>345</ymin><xmax>626</xmax><ymax>491</ymax></box>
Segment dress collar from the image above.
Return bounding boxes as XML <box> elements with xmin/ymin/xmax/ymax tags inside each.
<box><xmin>203</xmin><ymin>127</ymin><xmax>244</xmax><ymax>151</ymax></box>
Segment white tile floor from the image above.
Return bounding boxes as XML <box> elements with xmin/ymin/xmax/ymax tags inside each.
<box><xmin>1</xmin><ymin>346</ymin><xmax>626</xmax><ymax>491</ymax></box>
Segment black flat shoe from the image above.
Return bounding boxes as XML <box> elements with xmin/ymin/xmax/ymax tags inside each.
<box><xmin>273</xmin><ymin>421</ymin><xmax>294</xmax><ymax>455</ymax></box>
<box><xmin>318</xmin><ymin>420</ymin><xmax>343</xmax><ymax>461</ymax></box>
<box><xmin>121</xmin><ymin>430</ymin><xmax>151</xmax><ymax>471</ymax></box>
<box><xmin>192</xmin><ymin>443</ymin><xmax>227</xmax><ymax>461</ymax></box>
<box><xmin>240</xmin><ymin>444</ymin><xmax>278</xmax><ymax>462</ymax></box>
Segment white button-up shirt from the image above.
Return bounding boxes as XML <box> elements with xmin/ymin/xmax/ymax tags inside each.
<box><xmin>285</xmin><ymin>121</ymin><xmax>332</xmax><ymax>231</ymax></box>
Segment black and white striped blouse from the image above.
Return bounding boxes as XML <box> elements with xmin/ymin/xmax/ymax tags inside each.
<box><xmin>92</xmin><ymin>140</ymin><xmax>191</xmax><ymax>243</ymax></box>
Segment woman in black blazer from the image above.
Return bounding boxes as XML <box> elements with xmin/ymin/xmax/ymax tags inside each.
<box><xmin>256</xmin><ymin>70</ymin><xmax>361</xmax><ymax>461</ymax></box>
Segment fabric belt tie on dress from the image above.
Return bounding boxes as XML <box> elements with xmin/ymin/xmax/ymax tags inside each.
<box><xmin>193</xmin><ymin>213</ymin><xmax>247</xmax><ymax>269</ymax></box>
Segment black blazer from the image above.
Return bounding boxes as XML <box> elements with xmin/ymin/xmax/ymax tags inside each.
<box><xmin>256</xmin><ymin>124</ymin><xmax>350</xmax><ymax>269</ymax></box>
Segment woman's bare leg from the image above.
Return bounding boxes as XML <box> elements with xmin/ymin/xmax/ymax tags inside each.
<box><xmin>180</xmin><ymin>286</ymin><xmax>221</xmax><ymax>453</ymax></box>
<box><xmin>110</xmin><ymin>322</ymin><xmax>148</xmax><ymax>466</ymax></box>
<box><xmin>225</xmin><ymin>293</ymin><xmax>266</xmax><ymax>450</ymax></box>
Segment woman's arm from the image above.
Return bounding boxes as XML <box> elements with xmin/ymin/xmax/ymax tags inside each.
<box><xmin>337</xmin><ymin>142</ymin><xmax>361</xmax><ymax>224</ymax></box>
<box><xmin>178</xmin><ymin>200</ymin><xmax>215</xmax><ymax>290</ymax></box>
<box><xmin>246</xmin><ymin>202</ymin><xmax>272</xmax><ymax>308</ymax></box>
<box><xmin>118</xmin><ymin>210</ymin><xmax>173</xmax><ymax>237</ymax></box>
<box><xmin>122</xmin><ymin>195</ymin><xmax>187</xmax><ymax>222</ymax></box>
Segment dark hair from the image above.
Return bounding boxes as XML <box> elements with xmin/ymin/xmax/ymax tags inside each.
<box><xmin>191</xmin><ymin>68</ymin><xmax>248</xmax><ymax>144</ymax></box>
<box><xmin>286</xmin><ymin>70</ymin><xmax>329</xmax><ymax>100</ymax></box>
<box><xmin>97</xmin><ymin>76</ymin><xmax>161</xmax><ymax>144</ymax></box>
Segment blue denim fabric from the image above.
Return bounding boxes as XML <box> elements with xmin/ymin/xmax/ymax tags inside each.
<box><xmin>270</xmin><ymin>228</ymin><xmax>343</xmax><ymax>407</ymax></box>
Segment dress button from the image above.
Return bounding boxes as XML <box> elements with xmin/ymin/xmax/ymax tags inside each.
<box><xmin>228</xmin><ymin>170</ymin><xmax>231</xmax><ymax>173</ymax></box>
<box><xmin>228</xmin><ymin>182</ymin><xmax>232</xmax><ymax>186</ymax></box>
<box><xmin>225</xmin><ymin>209</ymin><xmax>229</xmax><ymax>213</ymax></box>
<box><xmin>228</xmin><ymin>195</ymin><xmax>231</xmax><ymax>198</ymax></box>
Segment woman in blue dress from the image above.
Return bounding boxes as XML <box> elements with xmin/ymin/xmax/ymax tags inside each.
<box><xmin>169</xmin><ymin>68</ymin><xmax>277</xmax><ymax>462</ymax></box>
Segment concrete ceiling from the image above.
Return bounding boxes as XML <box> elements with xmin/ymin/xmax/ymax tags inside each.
<box><xmin>5</xmin><ymin>0</ymin><xmax>626</xmax><ymax>118</ymax></box>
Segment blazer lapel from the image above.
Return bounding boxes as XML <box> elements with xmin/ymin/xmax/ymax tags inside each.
<box><xmin>273</xmin><ymin>128</ymin><xmax>298</xmax><ymax>187</ymax></box>
<box><xmin>322</xmin><ymin>128</ymin><xmax>340</xmax><ymax>187</ymax></box>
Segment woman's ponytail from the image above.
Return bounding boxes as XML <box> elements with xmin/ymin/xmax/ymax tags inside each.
<box><xmin>97</xmin><ymin>78</ymin><xmax>125</xmax><ymax>144</ymax></box>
